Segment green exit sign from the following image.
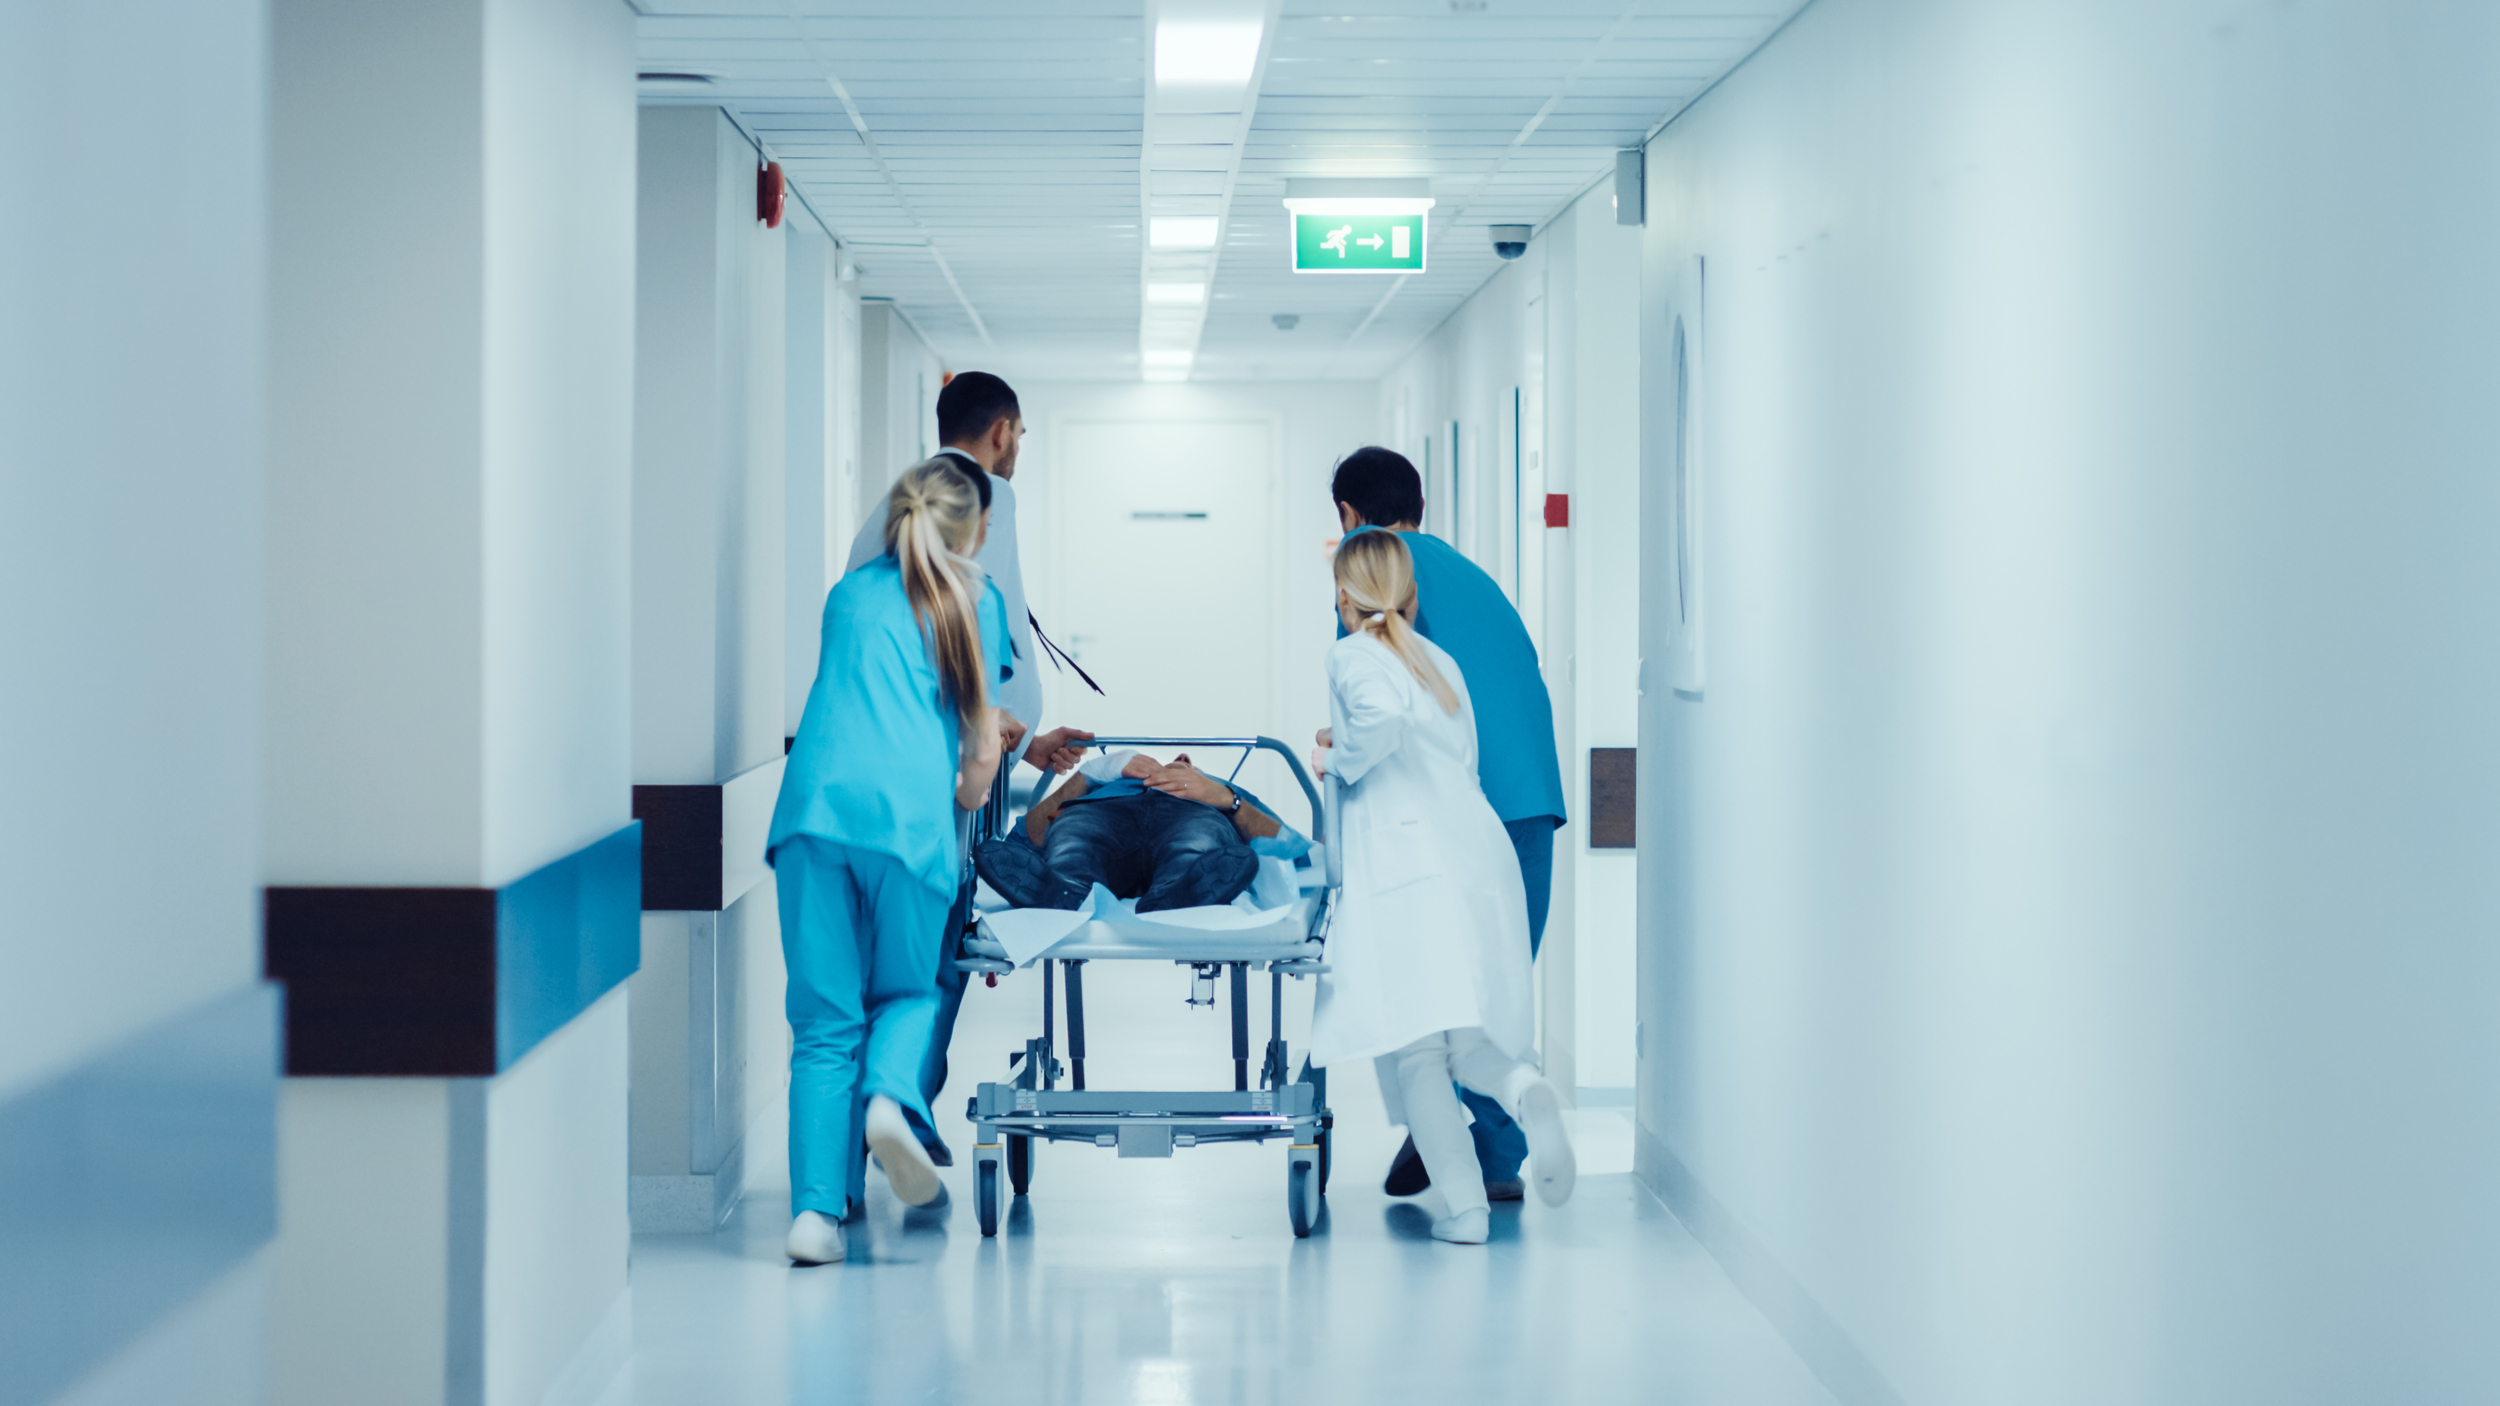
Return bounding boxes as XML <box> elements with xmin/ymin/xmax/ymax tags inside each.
<box><xmin>1292</xmin><ymin>211</ymin><xmax>1426</xmax><ymax>273</ymax></box>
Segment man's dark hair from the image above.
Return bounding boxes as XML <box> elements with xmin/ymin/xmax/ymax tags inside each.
<box><xmin>936</xmin><ymin>371</ymin><xmax>1020</xmax><ymax>446</ymax></box>
<box><xmin>1330</xmin><ymin>446</ymin><xmax>1425</xmax><ymax>528</ymax></box>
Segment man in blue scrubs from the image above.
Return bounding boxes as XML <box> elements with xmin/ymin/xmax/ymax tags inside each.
<box><xmin>1330</xmin><ymin>446</ymin><xmax>1567</xmax><ymax>1202</ymax></box>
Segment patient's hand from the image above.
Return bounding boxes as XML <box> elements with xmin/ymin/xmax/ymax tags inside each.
<box><xmin>1141</xmin><ymin>757</ymin><xmax>1230</xmax><ymax>810</ymax></box>
<box><xmin>1120</xmin><ymin>752</ymin><xmax>1165</xmax><ymax>782</ymax></box>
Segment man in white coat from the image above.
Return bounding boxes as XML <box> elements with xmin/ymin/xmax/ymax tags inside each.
<box><xmin>844</xmin><ymin>371</ymin><xmax>1093</xmax><ymax>1163</ymax></box>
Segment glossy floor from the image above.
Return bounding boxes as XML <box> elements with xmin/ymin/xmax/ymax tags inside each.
<box><xmin>624</xmin><ymin>959</ymin><xmax>1835</xmax><ymax>1406</ymax></box>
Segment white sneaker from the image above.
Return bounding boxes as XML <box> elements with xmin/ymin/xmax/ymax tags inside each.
<box><xmin>1514</xmin><ymin>1076</ymin><xmax>1577</xmax><ymax>1207</ymax></box>
<box><xmin>786</xmin><ymin>1210</ymin><xmax>845</xmax><ymax>1264</ymax></box>
<box><xmin>864</xmin><ymin>1096</ymin><xmax>942</xmax><ymax>1207</ymax></box>
<box><xmin>1431</xmin><ymin>1208</ymin><xmax>1489</xmax><ymax>1244</ymax></box>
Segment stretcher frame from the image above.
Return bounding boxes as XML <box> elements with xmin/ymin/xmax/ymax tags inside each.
<box><xmin>955</xmin><ymin>735</ymin><xmax>1341</xmax><ymax>1237</ymax></box>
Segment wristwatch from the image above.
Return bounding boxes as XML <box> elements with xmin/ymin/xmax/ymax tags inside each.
<box><xmin>1224</xmin><ymin>790</ymin><xmax>1244</xmax><ymax>816</ymax></box>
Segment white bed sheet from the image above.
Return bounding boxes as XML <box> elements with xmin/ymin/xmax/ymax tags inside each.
<box><xmin>971</xmin><ymin>851</ymin><xmax>1328</xmax><ymax>967</ymax></box>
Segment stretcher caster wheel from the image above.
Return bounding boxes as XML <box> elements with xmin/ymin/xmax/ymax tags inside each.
<box><xmin>1007</xmin><ymin>1134</ymin><xmax>1032</xmax><ymax>1195</ymax></box>
<box><xmin>975</xmin><ymin>1150</ymin><xmax>1001</xmax><ymax>1237</ymax></box>
<box><xmin>1288</xmin><ymin>1144</ymin><xmax>1321</xmax><ymax>1238</ymax></box>
<box><xmin>1317</xmin><ymin>1126</ymin><xmax>1332</xmax><ymax>1192</ymax></box>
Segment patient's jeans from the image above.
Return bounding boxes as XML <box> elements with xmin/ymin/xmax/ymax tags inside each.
<box><xmin>979</xmin><ymin>791</ymin><xmax>1260</xmax><ymax>914</ymax></box>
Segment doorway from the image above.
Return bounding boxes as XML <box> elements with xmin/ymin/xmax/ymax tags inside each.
<box><xmin>1046</xmin><ymin>415</ymin><xmax>1291</xmax><ymax>801</ymax></box>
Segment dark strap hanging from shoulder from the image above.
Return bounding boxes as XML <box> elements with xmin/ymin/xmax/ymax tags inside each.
<box><xmin>1028</xmin><ymin>611</ymin><xmax>1105</xmax><ymax>696</ymax></box>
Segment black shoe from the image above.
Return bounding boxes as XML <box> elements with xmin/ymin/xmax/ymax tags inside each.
<box><xmin>1382</xmin><ymin>1134</ymin><xmax>1431</xmax><ymax>1196</ymax></box>
<box><xmin>922</xmin><ymin>1138</ymin><xmax>954</xmax><ymax>1168</ymax></box>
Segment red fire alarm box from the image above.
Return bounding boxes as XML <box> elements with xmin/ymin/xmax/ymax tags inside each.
<box><xmin>757</xmin><ymin>161</ymin><xmax>786</xmax><ymax>228</ymax></box>
<box><xmin>1543</xmin><ymin>493</ymin><xmax>1570</xmax><ymax>528</ymax></box>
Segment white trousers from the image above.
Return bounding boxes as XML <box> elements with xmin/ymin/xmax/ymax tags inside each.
<box><xmin>1376</xmin><ymin>1027</ymin><xmax>1535</xmax><ymax>1218</ymax></box>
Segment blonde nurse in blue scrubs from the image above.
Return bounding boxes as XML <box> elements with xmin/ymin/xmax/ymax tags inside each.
<box><xmin>768</xmin><ymin>458</ymin><xmax>1021</xmax><ymax>1265</ymax></box>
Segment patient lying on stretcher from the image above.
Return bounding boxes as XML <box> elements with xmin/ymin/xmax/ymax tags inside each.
<box><xmin>974</xmin><ymin>750</ymin><xmax>1309</xmax><ymax>913</ymax></box>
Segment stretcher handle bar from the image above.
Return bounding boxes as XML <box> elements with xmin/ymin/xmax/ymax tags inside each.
<box><xmin>1079</xmin><ymin>736</ymin><xmax>1323</xmax><ymax>836</ymax></box>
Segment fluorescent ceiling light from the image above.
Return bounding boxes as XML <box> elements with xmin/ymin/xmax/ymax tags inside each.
<box><xmin>1281</xmin><ymin>197</ymin><xmax>1437</xmax><ymax>216</ymax></box>
<box><xmin>1155</xmin><ymin>21</ymin><xmax>1262</xmax><ymax>88</ymax></box>
<box><xmin>1147</xmin><ymin>282</ymin><xmax>1206</xmax><ymax>305</ymax></box>
<box><xmin>1142</xmin><ymin>368</ymin><xmax>1191</xmax><ymax>383</ymax></box>
<box><xmin>1141</xmin><ymin>348</ymin><xmax>1195</xmax><ymax>368</ymax></box>
<box><xmin>1151</xmin><ymin>217</ymin><xmax>1220</xmax><ymax>250</ymax></box>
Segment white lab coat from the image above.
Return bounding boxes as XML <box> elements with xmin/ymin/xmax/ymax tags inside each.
<box><xmin>1307</xmin><ymin>631</ymin><xmax>1533</xmax><ymax>1078</ymax></box>
<box><xmin>846</xmin><ymin>449</ymin><xmax>1044</xmax><ymax>737</ymax></box>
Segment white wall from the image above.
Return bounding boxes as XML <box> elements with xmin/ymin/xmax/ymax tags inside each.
<box><xmin>2</xmin><ymin>8</ymin><xmax>272</xmax><ymax>1399</ymax></box>
<box><xmin>1374</xmin><ymin>190</ymin><xmax>1645</xmax><ymax>1097</ymax></box>
<box><xmin>1635</xmin><ymin>3</ymin><xmax>2500</xmax><ymax>1403</ymax></box>
<box><xmin>267</xmin><ymin>0</ymin><xmax>634</xmax><ymax>887</ymax></box>
<box><xmin>1553</xmin><ymin>195</ymin><xmax>1645</xmax><ymax>1093</ymax></box>
<box><xmin>856</xmin><ymin>302</ymin><xmax>944</xmax><ymax>522</ymax></box>
<box><xmin>262</xmin><ymin>4</ymin><xmax>638</xmax><ymax>1403</ymax></box>
<box><xmin>266</xmin><ymin>0</ymin><xmax>483</xmax><ymax>885</ymax></box>
<box><xmin>270</xmin><ymin>990</ymin><xmax>629</xmax><ymax>1406</ymax></box>
<box><xmin>632</xmin><ymin>106</ymin><xmax>787</xmax><ymax>789</ymax></box>
<box><xmin>0</xmin><ymin>0</ymin><xmax>266</xmax><ymax>1095</ymax></box>
<box><xmin>269</xmin><ymin>1079</ymin><xmax>457</xmax><ymax>1405</ymax></box>
<box><xmin>1010</xmin><ymin>379</ymin><xmax>1377</xmax><ymax>792</ymax></box>
<box><xmin>783</xmin><ymin>227</ymin><xmax>864</xmax><ymax>735</ymax></box>
<box><xmin>783</xmin><ymin>228</ymin><xmax>851</xmax><ymax>735</ymax></box>
<box><xmin>481</xmin><ymin>990</ymin><xmax>630</xmax><ymax>1406</ymax></box>
<box><xmin>478</xmin><ymin>0</ymin><xmax>639</xmax><ymax>883</ymax></box>
<box><xmin>630</xmin><ymin>106</ymin><xmax>794</xmax><ymax>1234</ymax></box>
<box><xmin>55</xmin><ymin>1256</ymin><xmax>268</xmax><ymax>1406</ymax></box>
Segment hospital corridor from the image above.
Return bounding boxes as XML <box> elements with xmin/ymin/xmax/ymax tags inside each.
<box><xmin>8</xmin><ymin>2</ymin><xmax>2499</xmax><ymax>1405</ymax></box>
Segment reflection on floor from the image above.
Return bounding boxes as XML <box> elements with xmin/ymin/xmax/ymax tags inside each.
<box><xmin>625</xmin><ymin>959</ymin><xmax>1834</xmax><ymax>1406</ymax></box>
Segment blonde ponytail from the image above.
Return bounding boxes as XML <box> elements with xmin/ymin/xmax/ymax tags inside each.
<box><xmin>1333</xmin><ymin>531</ymin><xmax>1460</xmax><ymax>714</ymax></box>
<box><xmin>884</xmin><ymin>458</ymin><xmax>990</xmax><ymax>732</ymax></box>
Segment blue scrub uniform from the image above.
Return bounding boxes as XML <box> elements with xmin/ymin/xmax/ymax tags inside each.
<box><xmin>1340</xmin><ymin>527</ymin><xmax>1567</xmax><ymax>1183</ymax></box>
<box><xmin>769</xmin><ymin>556</ymin><xmax>1011</xmax><ymax>1219</ymax></box>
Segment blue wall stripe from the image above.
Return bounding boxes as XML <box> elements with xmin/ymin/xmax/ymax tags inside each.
<box><xmin>495</xmin><ymin>823</ymin><xmax>643</xmax><ymax>1072</ymax></box>
<box><xmin>0</xmin><ymin>984</ymin><xmax>280</xmax><ymax>1406</ymax></box>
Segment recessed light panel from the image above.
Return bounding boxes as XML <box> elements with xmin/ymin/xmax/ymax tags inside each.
<box><xmin>1151</xmin><ymin>217</ymin><xmax>1221</xmax><ymax>250</ymax></box>
<box><xmin>1154</xmin><ymin>21</ymin><xmax>1262</xmax><ymax>89</ymax></box>
<box><xmin>1147</xmin><ymin>282</ymin><xmax>1207</xmax><ymax>305</ymax></box>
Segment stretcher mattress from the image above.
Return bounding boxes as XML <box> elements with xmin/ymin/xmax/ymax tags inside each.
<box><xmin>969</xmin><ymin>850</ymin><xmax>1328</xmax><ymax>967</ymax></box>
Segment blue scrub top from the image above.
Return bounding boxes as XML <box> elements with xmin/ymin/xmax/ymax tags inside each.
<box><xmin>769</xmin><ymin>555</ymin><xmax>1014</xmax><ymax>895</ymax></box>
<box><xmin>1338</xmin><ymin>528</ymin><xmax>1567</xmax><ymax>827</ymax></box>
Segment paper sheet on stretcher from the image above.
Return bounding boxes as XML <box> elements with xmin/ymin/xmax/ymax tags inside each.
<box><xmin>983</xmin><ymin>855</ymin><xmax>1307</xmax><ymax>967</ymax></box>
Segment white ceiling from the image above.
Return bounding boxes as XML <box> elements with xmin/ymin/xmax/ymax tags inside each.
<box><xmin>633</xmin><ymin>0</ymin><xmax>1803</xmax><ymax>382</ymax></box>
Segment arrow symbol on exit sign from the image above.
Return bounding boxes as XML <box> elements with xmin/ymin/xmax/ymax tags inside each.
<box><xmin>1356</xmin><ymin>234</ymin><xmax>1384</xmax><ymax>250</ymax></box>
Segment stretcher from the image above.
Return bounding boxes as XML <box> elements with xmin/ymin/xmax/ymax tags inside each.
<box><xmin>954</xmin><ymin>736</ymin><xmax>1342</xmax><ymax>1237</ymax></box>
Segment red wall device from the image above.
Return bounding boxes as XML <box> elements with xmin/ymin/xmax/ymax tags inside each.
<box><xmin>757</xmin><ymin>161</ymin><xmax>786</xmax><ymax>228</ymax></box>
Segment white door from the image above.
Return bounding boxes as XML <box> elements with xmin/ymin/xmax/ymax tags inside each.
<box><xmin>1047</xmin><ymin>417</ymin><xmax>1297</xmax><ymax>805</ymax></box>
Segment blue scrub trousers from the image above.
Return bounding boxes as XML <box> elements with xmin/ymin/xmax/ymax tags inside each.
<box><xmin>1463</xmin><ymin>816</ymin><xmax>1558</xmax><ymax>1182</ymax></box>
<box><xmin>777</xmin><ymin>835</ymin><xmax>948</xmax><ymax>1219</ymax></box>
<box><xmin>913</xmin><ymin>880</ymin><xmax>972</xmax><ymax>1144</ymax></box>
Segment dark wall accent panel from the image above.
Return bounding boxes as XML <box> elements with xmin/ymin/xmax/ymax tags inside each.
<box><xmin>265</xmin><ymin>886</ymin><xmax>499</xmax><ymax>1075</ymax></box>
<box><xmin>1590</xmin><ymin>747</ymin><xmax>1637</xmax><ymax>849</ymax></box>
<box><xmin>0</xmin><ymin>984</ymin><xmax>279</xmax><ymax>1406</ymax></box>
<box><xmin>633</xmin><ymin>784</ymin><xmax>723</xmax><ymax>910</ymax></box>
<box><xmin>265</xmin><ymin>822</ymin><xmax>642</xmax><ymax>1076</ymax></box>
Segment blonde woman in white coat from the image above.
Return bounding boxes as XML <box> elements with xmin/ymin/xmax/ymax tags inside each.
<box><xmin>1308</xmin><ymin>530</ymin><xmax>1576</xmax><ymax>1245</ymax></box>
